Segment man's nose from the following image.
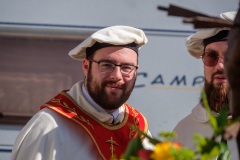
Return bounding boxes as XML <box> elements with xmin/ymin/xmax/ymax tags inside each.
<box><xmin>217</xmin><ymin>56</ymin><xmax>224</xmax><ymax>70</ymax></box>
<box><xmin>109</xmin><ymin>66</ymin><xmax>123</xmax><ymax>79</ymax></box>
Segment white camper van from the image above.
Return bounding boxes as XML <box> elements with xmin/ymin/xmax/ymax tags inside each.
<box><xmin>0</xmin><ymin>0</ymin><xmax>238</xmax><ymax>159</ymax></box>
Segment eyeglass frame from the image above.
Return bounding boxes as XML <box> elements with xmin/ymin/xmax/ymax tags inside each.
<box><xmin>201</xmin><ymin>51</ymin><xmax>224</xmax><ymax>67</ymax></box>
<box><xmin>88</xmin><ymin>59</ymin><xmax>138</xmax><ymax>76</ymax></box>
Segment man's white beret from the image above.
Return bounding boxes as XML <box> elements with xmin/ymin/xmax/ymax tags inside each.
<box><xmin>68</xmin><ymin>25</ymin><xmax>148</xmax><ymax>60</ymax></box>
<box><xmin>186</xmin><ymin>11</ymin><xmax>236</xmax><ymax>59</ymax></box>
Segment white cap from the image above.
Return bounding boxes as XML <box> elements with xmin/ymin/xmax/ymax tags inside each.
<box><xmin>68</xmin><ymin>25</ymin><xmax>148</xmax><ymax>60</ymax></box>
<box><xmin>186</xmin><ymin>11</ymin><xmax>236</xmax><ymax>59</ymax></box>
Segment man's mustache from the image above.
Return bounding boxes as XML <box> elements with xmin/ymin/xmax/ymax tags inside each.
<box><xmin>103</xmin><ymin>80</ymin><xmax>125</xmax><ymax>88</ymax></box>
<box><xmin>211</xmin><ymin>70</ymin><xmax>225</xmax><ymax>80</ymax></box>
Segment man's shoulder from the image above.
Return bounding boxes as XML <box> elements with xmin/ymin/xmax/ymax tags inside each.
<box><xmin>173</xmin><ymin>104</ymin><xmax>202</xmax><ymax>131</ymax></box>
<box><xmin>28</xmin><ymin>109</ymin><xmax>61</xmax><ymax>127</ymax></box>
<box><xmin>124</xmin><ymin>103</ymin><xmax>145</xmax><ymax>117</ymax></box>
<box><xmin>173</xmin><ymin>103</ymin><xmax>213</xmax><ymax>134</ymax></box>
<box><xmin>124</xmin><ymin>103</ymin><xmax>149</xmax><ymax>130</ymax></box>
<box><xmin>174</xmin><ymin>113</ymin><xmax>193</xmax><ymax>130</ymax></box>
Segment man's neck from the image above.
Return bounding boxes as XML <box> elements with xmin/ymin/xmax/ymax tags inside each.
<box><xmin>81</xmin><ymin>84</ymin><xmax>120</xmax><ymax>119</ymax></box>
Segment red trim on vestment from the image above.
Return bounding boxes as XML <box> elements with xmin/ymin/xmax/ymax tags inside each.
<box><xmin>40</xmin><ymin>91</ymin><xmax>148</xmax><ymax>160</ymax></box>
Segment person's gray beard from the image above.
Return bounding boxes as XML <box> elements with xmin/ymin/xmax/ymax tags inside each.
<box><xmin>200</xmin><ymin>79</ymin><xmax>229</xmax><ymax>113</ymax></box>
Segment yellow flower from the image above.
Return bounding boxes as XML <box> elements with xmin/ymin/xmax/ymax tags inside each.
<box><xmin>150</xmin><ymin>142</ymin><xmax>181</xmax><ymax>160</ymax></box>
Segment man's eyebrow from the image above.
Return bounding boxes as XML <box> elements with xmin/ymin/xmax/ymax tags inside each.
<box><xmin>204</xmin><ymin>48</ymin><xmax>218</xmax><ymax>52</ymax></box>
<box><xmin>98</xmin><ymin>59</ymin><xmax>136</xmax><ymax>65</ymax></box>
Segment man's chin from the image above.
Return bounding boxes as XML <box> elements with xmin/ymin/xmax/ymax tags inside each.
<box><xmin>213</xmin><ymin>81</ymin><xmax>228</xmax><ymax>87</ymax></box>
<box><xmin>213</xmin><ymin>79</ymin><xmax>228</xmax><ymax>85</ymax></box>
<box><xmin>105</xmin><ymin>88</ymin><xmax>123</xmax><ymax>96</ymax></box>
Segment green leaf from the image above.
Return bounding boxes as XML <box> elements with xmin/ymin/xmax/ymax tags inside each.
<box><xmin>158</xmin><ymin>131</ymin><xmax>176</xmax><ymax>141</ymax></box>
<box><xmin>132</xmin><ymin>125</ymin><xmax>161</xmax><ymax>145</ymax></box>
<box><xmin>216</xmin><ymin>142</ymin><xmax>230</xmax><ymax>160</ymax></box>
<box><xmin>201</xmin><ymin>91</ymin><xmax>218</xmax><ymax>133</ymax></box>
<box><xmin>219</xmin><ymin>149</ymin><xmax>230</xmax><ymax>160</ymax></box>
<box><xmin>215</xmin><ymin>106</ymin><xmax>229</xmax><ymax>135</ymax></box>
<box><xmin>121</xmin><ymin>134</ymin><xmax>144</xmax><ymax>159</ymax></box>
<box><xmin>170</xmin><ymin>147</ymin><xmax>195</xmax><ymax>160</ymax></box>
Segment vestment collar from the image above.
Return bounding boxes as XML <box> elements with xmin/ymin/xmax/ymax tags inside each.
<box><xmin>67</xmin><ymin>81</ymin><xmax>124</xmax><ymax>125</ymax></box>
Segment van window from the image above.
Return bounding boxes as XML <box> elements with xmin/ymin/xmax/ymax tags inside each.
<box><xmin>0</xmin><ymin>36</ymin><xmax>84</xmax><ymax>123</ymax></box>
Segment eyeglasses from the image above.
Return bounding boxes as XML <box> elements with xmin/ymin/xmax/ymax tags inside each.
<box><xmin>201</xmin><ymin>51</ymin><xmax>223</xmax><ymax>67</ymax></box>
<box><xmin>89</xmin><ymin>59</ymin><xmax>138</xmax><ymax>76</ymax></box>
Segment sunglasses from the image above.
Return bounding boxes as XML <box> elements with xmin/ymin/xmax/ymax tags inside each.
<box><xmin>201</xmin><ymin>51</ymin><xmax>223</xmax><ymax>67</ymax></box>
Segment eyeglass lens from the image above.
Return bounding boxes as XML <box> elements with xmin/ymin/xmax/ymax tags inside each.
<box><xmin>89</xmin><ymin>59</ymin><xmax>137</xmax><ymax>76</ymax></box>
<box><xmin>202</xmin><ymin>52</ymin><xmax>219</xmax><ymax>67</ymax></box>
<box><xmin>99</xmin><ymin>62</ymin><xmax>135</xmax><ymax>75</ymax></box>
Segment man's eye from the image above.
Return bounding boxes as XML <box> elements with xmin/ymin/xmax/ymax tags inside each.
<box><xmin>207</xmin><ymin>52</ymin><xmax>218</xmax><ymax>58</ymax></box>
<box><xmin>121</xmin><ymin>65</ymin><xmax>133</xmax><ymax>71</ymax></box>
<box><xmin>100</xmin><ymin>62</ymin><xmax>113</xmax><ymax>68</ymax></box>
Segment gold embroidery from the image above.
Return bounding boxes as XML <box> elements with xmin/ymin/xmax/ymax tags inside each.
<box><xmin>128</xmin><ymin>106</ymin><xmax>140</xmax><ymax>138</ymax></box>
<box><xmin>78</xmin><ymin>116</ymin><xmax>94</xmax><ymax>130</ymax></box>
<box><xmin>131</xmin><ymin>107</ymin><xmax>139</xmax><ymax>125</ymax></box>
<box><xmin>129</xmin><ymin>127</ymin><xmax>134</xmax><ymax>139</ymax></box>
<box><xmin>50</xmin><ymin>98</ymin><xmax>94</xmax><ymax>130</ymax></box>
<box><xmin>51</xmin><ymin>98</ymin><xmax>75</xmax><ymax>112</ymax></box>
<box><xmin>62</xmin><ymin>92</ymin><xmax>129</xmax><ymax>130</ymax></box>
<box><xmin>106</xmin><ymin>137</ymin><xmax>119</xmax><ymax>157</ymax></box>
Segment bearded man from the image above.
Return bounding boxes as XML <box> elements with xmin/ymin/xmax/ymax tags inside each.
<box><xmin>10</xmin><ymin>25</ymin><xmax>152</xmax><ymax>160</ymax></box>
<box><xmin>173</xmin><ymin>11</ymin><xmax>235</xmax><ymax>150</ymax></box>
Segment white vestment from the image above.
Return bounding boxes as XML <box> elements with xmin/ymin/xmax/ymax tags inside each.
<box><xmin>173</xmin><ymin>103</ymin><xmax>239</xmax><ymax>160</ymax></box>
<box><xmin>173</xmin><ymin>103</ymin><xmax>215</xmax><ymax>150</ymax></box>
<box><xmin>10</xmin><ymin>81</ymin><xmax>152</xmax><ymax>160</ymax></box>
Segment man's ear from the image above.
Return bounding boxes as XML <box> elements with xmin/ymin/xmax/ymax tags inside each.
<box><xmin>82</xmin><ymin>59</ymin><xmax>89</xmax><ymax>76</ymax></box>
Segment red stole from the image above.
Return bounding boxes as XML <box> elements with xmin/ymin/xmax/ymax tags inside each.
<box><xmin>40</xmin><ymin>91</ymin><xmax>148</xmax><ymax>160</ymax></box>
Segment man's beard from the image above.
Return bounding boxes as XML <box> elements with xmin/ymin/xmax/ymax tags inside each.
<box><xmin>201</xmin><ymin>71</ymin><xmax>229</xmax><ymax>113</ymax></box>
<box><xmin>86</xmin><ymin>70</ymin><xmax>135</xmax><ymax>111</ymax></box>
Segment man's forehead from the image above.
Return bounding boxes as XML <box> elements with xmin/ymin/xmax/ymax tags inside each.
<box><xmin>205</xmin><ymin>41</ymin><xmax>228</xmax><ymax>52</ymax></box>
<box><xmin>205</xmin><ymin>40</ymin><xmax>228</xmax><ymax>47</ymax></box>
<box><xmin>93</xmin><ymin>47</ymin><xmax>138</xmax><ymax>60</ymax></box>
